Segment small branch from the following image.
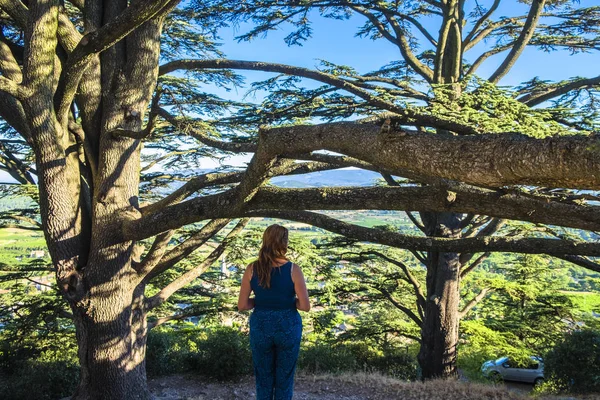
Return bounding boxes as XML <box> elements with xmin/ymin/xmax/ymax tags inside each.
<box><xmin>111</xmin><ymin>87</ymin><xmax>163</xmax><ymax>139</ymax></box>
<box><xmin>158</xmin><ymin>60</ymin><xmax>463</xmax><ymax>129</ymax></box>
<box><xmin>556</xmin><ymin>255</ymin><xmax>600</xmax><ymax>274</ymax></box>
<box><xmin>476</xmin><ymin>218</ymin><xmax>506</xmax><ymax>237</ymax></box>
<box><xmin>406</xmin><ymin>211</ymin><xmax>426</xmax><ymax>234</ymax></box>
<box><xmin>135</xmin><ymin>230</ymin><xmax>174</xmax><ymax>276</ymax></box>
<box><xmin>459</xmin><ymin>287</ymin><xmax>494</xmax><ymax>319</ymax></box>
<box><xmin>367</xmin><ymin>250</ymin><xmax>426</xmax><ymax>309</ymax></box>
<box><xmin>519</xmin><ymin>75</ymin><xmax>600</xmax><ymax>107</ymax></box>
<box><xmin>465</xmin><ymin>43</ymin><xmax>513</xmax><ymax>76</ymax></box>
<box><xmin>157</xmin><ymin>107</ymin><xmax>256</xmax><ymax>152</ymax></box>
<box><xmin>410</xmin><ymin>250</ymin><xmax>427</xmax><ymax>265</ymax></box>
<box><xmin>378</xmin><ymin>286</ymin><xmax>423</xmax><ymax>327</ymax></box>
<box><xmin>463</xmin><ymin>0</ymin><xmax>502</xmax><ymax>48</ymax></box>
<box><xmin>462</xmin><ymin>216</ymin><xmax>491</xmax><ymax>238</ymax></box>
<box><xmin>68</xmin><ymin>117</ymin><xmax>98</xmax><ymax>178</ymax></box>
<box><xmin>382</xmin><ymin>13</ymin><xmax>434</xmax><ymax>82</ymax></box>
<box><xmin>460</xmin><ymin>252</ymin><xmax>490</xmax><ymax>278</ymax></box>
<box><xmin>145</xmin><ymin>219</ymin><xmax>248</xmax><ymax>310</ymax></box>
<box><xmin>349</xmin><ymin>5</ymin><xmax>399</xmax><ymax>46</ymax></box>
<box><xmin>148</xmin><ymin>305</ymin><xmax>235</xmax><ymax>329</ymax></box>
<box><xmin>143</xmin><ymin>219</ymin><xmax>230</xmax><ymax>282</ymax></box>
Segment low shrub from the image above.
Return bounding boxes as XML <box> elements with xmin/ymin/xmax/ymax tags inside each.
<box><xmin>188</xmin><ymin>326</ymin><xmax>252</xmax><ymax>380</ymax></box>
<box><xmin>147</xmin><ymin>326</ymin><xmax>252</xmax><ymax>381</ymax></box>
<box><xmin>544</xmin><ymin>329</ymin><xmax>600</xmax><ymax>393</ymax></box>
<box><xmin>298</xmin><ymin>342</ymin><xmax>417</xmax><ymax>380</ymax></box>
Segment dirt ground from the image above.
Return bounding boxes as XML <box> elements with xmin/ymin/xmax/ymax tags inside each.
<box><xmin>149</xmin><ymin>373</ymin><xmax>541</xmax><ymax>400</ymax></box>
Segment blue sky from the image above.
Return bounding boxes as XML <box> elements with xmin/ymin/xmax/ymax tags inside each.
<box><xmin>214</xmin><ymin>2</ymin><xmax>600</xmax><ymax>88</ymax></box>
<box><xmin>192</xmin><ymin>1</ymin><xmax>600</xmax><ymax>168</ymax></box>
<box><xmin>3</xmin><ymin>1</ymin><xmax>599</xmax><ymax>180</ymax></box>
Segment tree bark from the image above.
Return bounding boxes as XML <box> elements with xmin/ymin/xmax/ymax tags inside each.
<box><xmin>71</xmin><ymin>280</ymin><xmax>150</xmax><ymax>400</ymax></box>
<box><xmin>417</xmin><ymin>212</ymin><xmax>462</xmax><ymax>379</ymax></box>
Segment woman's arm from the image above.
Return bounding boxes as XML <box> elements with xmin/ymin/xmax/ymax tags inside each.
<box><xmin>292</xmin><ymin>264</ymin><xmax>310</xmax><ymax>312</ymax></box>
<box><xmin>237</xmin><ymin>264</ymin><xmax>254</xmax><ymax>311</ymax></box>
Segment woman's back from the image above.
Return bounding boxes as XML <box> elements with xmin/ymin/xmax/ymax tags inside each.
<box><xmin>250</xmin><ymin>261</ymin><xmax>296</xmax><ymax>310</ymax></box>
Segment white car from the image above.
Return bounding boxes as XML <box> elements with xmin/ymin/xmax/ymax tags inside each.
<box><xmin>481</xmin><ymin>356</ymin><xmax>544</xmax><ymax>385</ymax></box>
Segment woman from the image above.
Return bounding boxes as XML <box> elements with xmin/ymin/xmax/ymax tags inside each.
<box><xmin>238</xmin><ymin>224</ymin><xmax>310</xmax><ymax>400</ymax></box>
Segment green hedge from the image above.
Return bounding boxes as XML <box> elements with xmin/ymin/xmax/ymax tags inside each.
<box><xmin>299</xmin><ymin>341</ymin><xmax>418</xmax><ymax>380</ymax></box>
<box><xmin>544</xmin><ymin>329</ymin><xmax>600</xmax><ymax>393</ymax></box>
<box><xmin>1</xmin><ymin>326</ymin><xmax>418</xmax><ymax>399</ymax></box>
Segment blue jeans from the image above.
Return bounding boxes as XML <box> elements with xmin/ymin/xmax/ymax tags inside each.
<box><xmin>249</xmin><ymin>308</ymin><xmax>302</xmax><ymax>400</ymax></box>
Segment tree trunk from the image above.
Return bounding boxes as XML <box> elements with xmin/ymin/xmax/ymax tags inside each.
<box><xmin>65</xmin><ymin>8</ymin><xmax>164</xmax><ymax>398</ymax></box>
<box><xmin>416</xmin><ymin>2</ymin><xmax>464</xmax><ymax>379</ymax></box>
<box><xmin>417</xmin><ymin>212</ymin><xmax>462</xmax><ymax>379</ymax></box>
<box><xmin>71</xmin><ymin>275</ymin><xmax>150</xmax><ymax>400</ymax></box>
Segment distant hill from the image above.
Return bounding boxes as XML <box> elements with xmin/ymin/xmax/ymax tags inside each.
<box><xmin>271</xmin><ymin>168</ymin><xmax>382</xmax><ymax>188</ymax></box>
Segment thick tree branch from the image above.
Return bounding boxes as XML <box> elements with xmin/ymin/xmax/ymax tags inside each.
<box><xmin>247</xmin><ymin>210</ymin><xmax>600</xmax><ymax>257</ymax></box>
<box><xmin>161</xmin><ymin>118</ymin><xmax>600</xmax><ymax>190</ymax></box>
<box><xmin>0</xmin><ymin>76</ymin><xmax>26</xmax><ymax>100</ymax></box>
<box><xmin>158</xmin><ymin>60</ymin><xmax>474</xmax><ymax>132</ymax></box>
<box><xmin>0</xmin><ymin>0</ymin><xmax>28</xmax><ymax>28</ymax></box>
<box><xmin>141</xmin><ymin>159</ymin><xmax>337</xmax><ymax>215</ymax></box>
<box><xmin>519</xmin><ymin>75</ymin><xmax>600</xmax><ymax>107</ymax></box>
<box><xmin>489</xmin><ymin>0</ymin><xmax>546</xmax><ymax>84</ymax></box>
<box><xmin>259</xmin><ymin>123</ymin><xmax>600</xmax><ymax>190</ymax></box>
<box><xmin>125</xmin><ymin>183</ymin><xmax>600</xmax><ymax>243</ymax></box>
<box><xmin>556</xmin><ymin>255</ymin><xmax>600</xmax><ymax>274</ymax></box>
<box><xmin>55</xmin><ymin>0</ymin><xmax>180</xmax><ymax>123</ymax></box>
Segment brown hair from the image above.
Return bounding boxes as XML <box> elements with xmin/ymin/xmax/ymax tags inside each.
<box><xmin>254</xmin><ymin>224</ymin><xmax>289</xmax><ymax>288</ymax></box>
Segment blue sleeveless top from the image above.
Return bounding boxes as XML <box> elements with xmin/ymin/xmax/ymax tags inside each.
<box><xmin>251</xmin><ymin>261</ymin><xmax>296</xmax><ymax>310</ymax></box>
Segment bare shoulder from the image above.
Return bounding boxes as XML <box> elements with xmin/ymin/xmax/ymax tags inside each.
<box><xmin>291</xmin><ymin>263</ymin><xmax>305</xmax><ymax>281</ymax></box>
<box><xmin>244</xmin><ymin>262</ymin><xmax>255</xmax><ymax>279</ymax></box>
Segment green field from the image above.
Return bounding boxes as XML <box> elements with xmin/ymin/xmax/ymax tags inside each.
<box><xmin>0</xmin><ymin>228</ymin><xmax>49</xmax><ymax>267</ymax></box>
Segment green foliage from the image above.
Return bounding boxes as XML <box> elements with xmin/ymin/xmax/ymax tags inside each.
<box><xmin>431</xmin><ymin>79</ymin><xmax>572</xmax><ymax>138</ymax></box>
<box><xmin>146</xmin><ymin>326</ymin><xmax>252</xmax><ymax>381</ymax></box>
<box><xmin>189</xmin><ymin>326</ymin><xmax>253</xmax><ymax>380</ymax></box>
<box><xmin>544</xmin><ymin>329</ymin><xmax>600</xmax><ymax>393</ymax></box>
<box><xmin>298</xmin><ymin>341</ymin><xmax>418</xmax><ymax>380</ymax></box>
<box><xmin>0</xmin><ymin>330</ymin><xmax>79</xmax><ymax>400</ymax></box>
<box><xmin>463</xmin><ymin>255</ymin><xmax>577</xmax><ymax>354</ymax></box>
<box><xmin>0</xmin><ymin>359</ymin><xmax>79</xmax><ymax>400</ymax></box>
